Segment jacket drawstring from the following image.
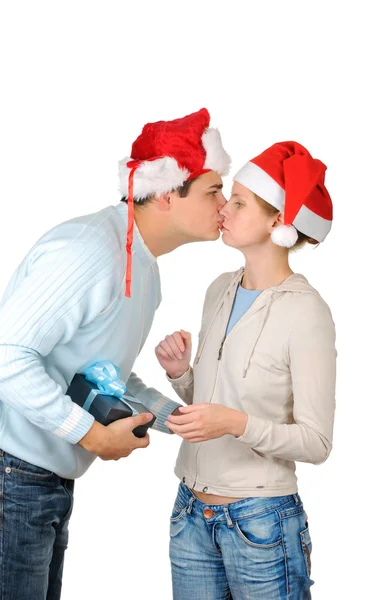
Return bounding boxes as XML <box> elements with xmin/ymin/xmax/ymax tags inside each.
<box><xmin>195</xmin><ymin>270</ymin><xmax>243</xmax><ymax>365</ymax></box>
<box><xmin>242</xmin><ymin>293</ymin><xmax>274</xmax><ymax>378</ymax></box>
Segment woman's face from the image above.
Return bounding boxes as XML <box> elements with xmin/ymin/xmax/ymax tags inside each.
<box><xmin>219</xmin><ymin>181</ymin><xmax>277</xmax><ymax>249</ymax></box>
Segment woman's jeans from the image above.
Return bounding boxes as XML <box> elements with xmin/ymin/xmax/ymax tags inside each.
<box><xmin>170</xmin><ymin>482</ymin><xmax>313</xmax><ymax>599</ymax></box>
<box><xmin>0</xmin><ymin>450</ymin><xmax>74</xmax><ymax>600</ymax></box>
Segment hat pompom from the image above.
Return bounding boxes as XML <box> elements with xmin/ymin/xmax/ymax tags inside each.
<box><xmin>271</xmin><ymin>224</ymin><xmax>298</xmax><ymax>248</ymax></box>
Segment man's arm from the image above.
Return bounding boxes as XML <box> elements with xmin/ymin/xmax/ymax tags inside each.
<box><xmin>125</xmin><ymin>372</ymin><xmax>183</xmax><ymax>434</ymax></box>
<box><xmin>0</xmin><ymin>229</ymin><xmax>120</xmax><ymax>444</ymax></box>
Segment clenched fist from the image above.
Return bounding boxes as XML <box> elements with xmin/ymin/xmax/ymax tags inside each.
<box><xmin>155</xmin><ymin>330</ymin><xmax>192</xmax><ymax>379</ymax></box>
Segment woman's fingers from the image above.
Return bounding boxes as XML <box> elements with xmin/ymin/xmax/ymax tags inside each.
<box><xmin>156</xmin><ymin>330</ymin><xmax>189</xmax><ymax>360</ymax></box>
<box><xmin>167</xmin><ymin>413</ymin><xmax>197</xmax><ymax>425</ymax></box>
<box><xmin>180</xmin><ymin>330</ymin><xmax>192</xmax><ymax>348</ymax></box>
<box><xmin>166</xmin><ymin>334</ymin><xmax>184</xmax><ymax>359</ymax></box>
<box><xmin>172</xmin><ymin>331</ymin><xmax>185</xmax><ymax>352</ymax></box>
<box><xmin>156</xmin><ymin>345</ymin><xmax>169</xmax><ymax>359</ymax></box>
<box><xmin>165</xmin><ymin>422</ymin><xmax>199</xmax><ymax>435</ymax></box>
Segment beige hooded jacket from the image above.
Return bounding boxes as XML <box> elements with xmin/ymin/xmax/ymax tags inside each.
<box><xmin>168</xmin><ymin>268</ymin><xmax>336</xmax><ymax>497</ymax></box>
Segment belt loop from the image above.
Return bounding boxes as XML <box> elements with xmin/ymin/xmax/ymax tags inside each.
<box><xmin>292</xmin><ymin>494</ymin><xmax>299</xmax><ymax>505</ymax></box>
<box><xmin>223</xmin><ymin>506</ymin><xmax>234</xmax><ymax>528</ymax></box>
<box><xmin>186</xmin><ymin>495</ymin><xmax>195</xmax><ymax>515</ymax></box>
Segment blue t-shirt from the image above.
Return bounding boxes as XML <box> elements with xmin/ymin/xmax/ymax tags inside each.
<box><xmin>226</xmin><ymin>284</ymin><xmax>262</xmax><ymax>335</ymax></box>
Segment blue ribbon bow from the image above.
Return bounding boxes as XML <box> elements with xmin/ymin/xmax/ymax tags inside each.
<box><xmin>81</xmin><ymin>360</ymin><xmax>138</xmax><ymax>414</ymax></box>
<box><xmin>83</xmin><ymin>361</ymin><xmax>126</xmax><ymax>397</ymax></box>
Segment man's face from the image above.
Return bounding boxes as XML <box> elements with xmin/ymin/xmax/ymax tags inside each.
<box><xmin>169</xmin><ymin>171</ymin><xmax>226</xmax><ymax>242</ymax></box>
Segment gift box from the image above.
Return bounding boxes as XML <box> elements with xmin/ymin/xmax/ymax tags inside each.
<box><xmin>66</xmin><ymin>362</ymin><xmax>156</xmax><ymax>438</ymax></box>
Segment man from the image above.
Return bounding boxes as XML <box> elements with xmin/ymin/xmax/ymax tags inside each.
<box><xmin>0</xmin><ymin>107</ymin><xmax>230</xmax><ymax>599</ymax></box>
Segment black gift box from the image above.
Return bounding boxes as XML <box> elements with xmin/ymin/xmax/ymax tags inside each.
<box><xmin>66</xmin><ymin>373</ymin><xmax>156</xmax><ymax>438</ymax></box>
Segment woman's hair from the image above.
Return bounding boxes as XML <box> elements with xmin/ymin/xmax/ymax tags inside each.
<box><xmin>253</xmin><ymin>194</ymin><xmax>319</xmax><ymax>250</ymax></box>
<box><xmin>120</xmin><ymin>176</ymin><xmax>198</xmax><ymax>206</ymax></box>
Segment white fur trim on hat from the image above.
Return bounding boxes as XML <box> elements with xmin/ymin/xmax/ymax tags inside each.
<box><xmin>202</xmin><ymin>128</ymin><xmax>231</xmax><ymax>175</ymax></box>
<box><xmin>118</xmin><ymin>156</ymin><xmax>190</xmax><ymax>200</ymax></box>
<box><xmin>271</xmin><ymin>224</ymin><xmax>298</xmax><ymax>248</ymax></box>
<box><xmin>292</xmin><ymin>204</ymin><xmax>331</xmax><ymax>242</ymax></box>
<box><xmin>233</xmin><ymin>161</ymin><xmax>285</xmax><ymax>211</ymax></box>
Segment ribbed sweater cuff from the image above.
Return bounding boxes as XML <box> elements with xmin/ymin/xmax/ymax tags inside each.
<box><xmin>150</xmin><ymin>396</ymin><xmax>182</xmax><ymax>435</ymax></box>
<box><xmin>53</xmin><ymin>403</ymin><xmax>95</xmax><ymax>444</ymax></box>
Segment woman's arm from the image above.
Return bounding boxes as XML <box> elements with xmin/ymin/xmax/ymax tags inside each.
<box><xmin>155</xmin><ymin>329</ymin><xmax>194</xmax><ymax>405</ymax></box>
<box><xmin>167</xmin><ymin>294</ymin><xmax>336</xmax><ymax>464</ymax></box>
<box><xmin>237</xmin><ymin>294</ymin><xmax>337</xmax><ymax>464</ymax></box>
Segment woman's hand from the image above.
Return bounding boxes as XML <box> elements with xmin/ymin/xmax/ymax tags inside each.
<box><xmin>165</xmin><ymin>404</ymin><xmax>248</xmax><ymax>442</ymax></box>
<box><xmin>155</xmin><ymin>330</ymin><xmax>192</xmax><ymax>379</ymax></box>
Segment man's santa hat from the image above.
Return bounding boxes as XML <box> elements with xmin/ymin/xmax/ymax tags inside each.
<box><xmin>119</xmin><ymin>107</ymin><xmax>231</xmax><ymax>296</ymax></box>
<box><xmin>233</xmin><ymin>141</ymin><xmax>332</xmax><ymax>247</ymax></box>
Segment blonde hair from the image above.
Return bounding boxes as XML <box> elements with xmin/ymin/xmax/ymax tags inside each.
<box><xmin>253</xmin><ymin>193</ymin><xmax>319</xmax><ymax>250</ymax></box>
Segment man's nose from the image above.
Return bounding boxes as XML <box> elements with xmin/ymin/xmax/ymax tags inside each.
<box><xmin>218</xmin><ymin>194</ymin><xmax>227</xmax><ymax>211</ymax></box>
<box><xmin>219</xmin><ymin>200</ymin><xmax>229</xmax><ymax>217</ymax></box>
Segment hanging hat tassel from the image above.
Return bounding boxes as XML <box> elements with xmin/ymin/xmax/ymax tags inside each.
<box><xmin>271</xmin><ymin>224</ymin><xmax>298</xmax><ymax>248</ymax></box>
<box><xmin>125</xmin><ymin>167</ymin><xmax>136</xmax><ymax>297</ymax></box>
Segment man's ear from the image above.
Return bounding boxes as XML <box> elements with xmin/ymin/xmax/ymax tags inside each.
<box><xmin>156</xmin><ymin>192</ymin><xmax>173</xmax><ymax>212</ymax></box>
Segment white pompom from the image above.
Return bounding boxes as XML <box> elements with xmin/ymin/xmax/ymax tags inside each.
<box><xmin>271</xmin><ymin>224</ymin><xmax>298</xmax><ymax>248</ymax></box>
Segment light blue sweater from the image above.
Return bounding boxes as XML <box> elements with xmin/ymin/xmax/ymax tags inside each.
<box><xmin>0</xmin><ymin>202</ymin><xmax>181</xmax><ymax>478</ymax></box>
<box><xmin>226</xmin><ymin>285</ymin><xmax>262</xmax><ymax>336</ymax></box>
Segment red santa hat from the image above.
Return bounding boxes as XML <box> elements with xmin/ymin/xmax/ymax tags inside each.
<box><xmin>233</xmin><ymin>141</ymin><xmax>333</xmax><ymax>247</ymax></box>
<box><xmin>119</xmin><ymin>108</ymin><xmax>231</xmax><ymax>296</ymax></box>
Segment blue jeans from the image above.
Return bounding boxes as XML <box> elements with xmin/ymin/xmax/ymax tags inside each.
<box><xmin>170</xmin><ymin>483</ymin><xmax>313</xmax><ymax>599</ymax></box>
<box><xmin>0</xmin><ymin>450</ymin><xmax>74</xmax><ymax>600</ymax></box>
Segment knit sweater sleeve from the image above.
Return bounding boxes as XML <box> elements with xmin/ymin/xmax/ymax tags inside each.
<box><xmin>237</xmin><ymin>294</ymin><xmax>337</xmax><ymax>464</ymax></box>
<box><xmin>125</xmin><ymin>372</ymin><xmax>182</xmax><ymax>435</ymax></box>
<box><xmin>0</xmin><ymin>225</ymin><xmax>121</xmax><ymax>444</ymax></box>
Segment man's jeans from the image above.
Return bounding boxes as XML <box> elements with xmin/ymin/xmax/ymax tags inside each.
<box><xmin>0</xmin><ymin>450</ymin><xmax>74</xmax><ymax>600</ymax></box>
<box><xmin>170</xmin><ymin>482</ymin><xmax>314</xmax><ymax>599</ymax></box>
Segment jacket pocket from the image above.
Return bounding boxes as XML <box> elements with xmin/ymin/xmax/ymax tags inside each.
<box><xmin>300</xmin><ymin>526</ymin><xmax>312</xmax><ymax>577</ymax></box>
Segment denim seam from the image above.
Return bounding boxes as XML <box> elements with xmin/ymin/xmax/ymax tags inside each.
<box><xmin>12</xmin><ymin>469</ymin><xmax>55</xmax><ymax>480</ymax></box>
<box><xmin>222</xmin><ymin>497</ymin><xmax>294</xmax><ymax>521</ymax></box>
<box><xmin>170</xmin><ymin>508</ymin><xmax>187</xmax><ymax>523</ymax></box>
<box><xmin>0</xmin><ymin>454</ymin><xmax>4</xmax><ymax>600</ymax></box>
<box><xmin>234</xmin><ymin>521</ymin><xmax>282</xmax><ymax>549</ymax></box>
<box><xmin>277</xmin><ymin>509</ymin><xmax>290</xmax><ymax>597</ymax></box>
<box><xmin>62</xmin><ymin>480</ymin><xmax>74</xmax><ymax>523</ymax></box>
<box><xmin>278</xmin><ymin>506</ymin><xmax>304</xmax><ymax>520</ymax></box>
<box><xmin>211</xmin><ymin>522</ymin><xmax>222</xmax><ymax>554</ymax></box>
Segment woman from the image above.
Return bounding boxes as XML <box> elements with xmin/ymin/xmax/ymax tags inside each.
<box><xmin>155</xmin><ymin>141</ymin><xmax>336</xmax><ymax>599</ymax></box>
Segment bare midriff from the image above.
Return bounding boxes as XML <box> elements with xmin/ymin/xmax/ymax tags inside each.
<box><xmin>192</xmin><ymin>490</ymin><xmax>244</xmax><ymax>505</ymax></box>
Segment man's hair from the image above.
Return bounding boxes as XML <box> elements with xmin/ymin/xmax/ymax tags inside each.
<box><xmin>120</xmin><ymin>176</ymin><xmax>199</xmax><ymax>206</ymax></box>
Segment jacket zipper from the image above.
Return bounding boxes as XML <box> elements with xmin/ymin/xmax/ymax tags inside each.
<box><xmin>191</xmin><ymin>290</ymin><xmax>270</xmax><ymax>489</ymax></box>
<box><xmin>192</xmin><ymin>283</ymin><xmax>240</xmax><ymax>489</ymax></box>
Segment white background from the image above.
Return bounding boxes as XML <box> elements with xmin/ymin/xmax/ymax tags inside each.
<box><xmin>0</xmin><ymin>1</ymin><xmax>385</xmax><ymax>598</ymax></box>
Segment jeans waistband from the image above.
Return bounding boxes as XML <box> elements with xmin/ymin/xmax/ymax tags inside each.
<box><xmin>176</xmin><ymin>482</ymin><xmax>302</xmax><ymax>522</ymax></box>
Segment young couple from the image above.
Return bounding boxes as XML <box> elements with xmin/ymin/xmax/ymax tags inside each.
<box><xmin>0</xmin><ymin>107</ymin><xmax>336</xmax><ymax>599</ymax></box>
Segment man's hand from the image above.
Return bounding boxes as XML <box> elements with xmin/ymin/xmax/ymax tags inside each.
<box><xmin>155</xmin><ymin>330</ymin><xmax>192</xmax><ymax>379</ymax></box>
<box><xmin>165</xmin><ymin>404</ymin><xmax>248</xmax><ymax>443</ymax></box>
<box><xmin>78</xmin><ymin>413</ymin><xmax>153</xmax><ymax>460</ymax></box>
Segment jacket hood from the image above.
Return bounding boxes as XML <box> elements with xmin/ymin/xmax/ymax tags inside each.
<box><xmin>196</xmin><ymin>268</ymin><xmax>321</xmax><ymax>377</ymax></box>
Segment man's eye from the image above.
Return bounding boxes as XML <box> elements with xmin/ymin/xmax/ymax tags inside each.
<box><xmin>210</xmin><ymin>191</ymin><xmax>218</xmax><ymax>196</ymax></box>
